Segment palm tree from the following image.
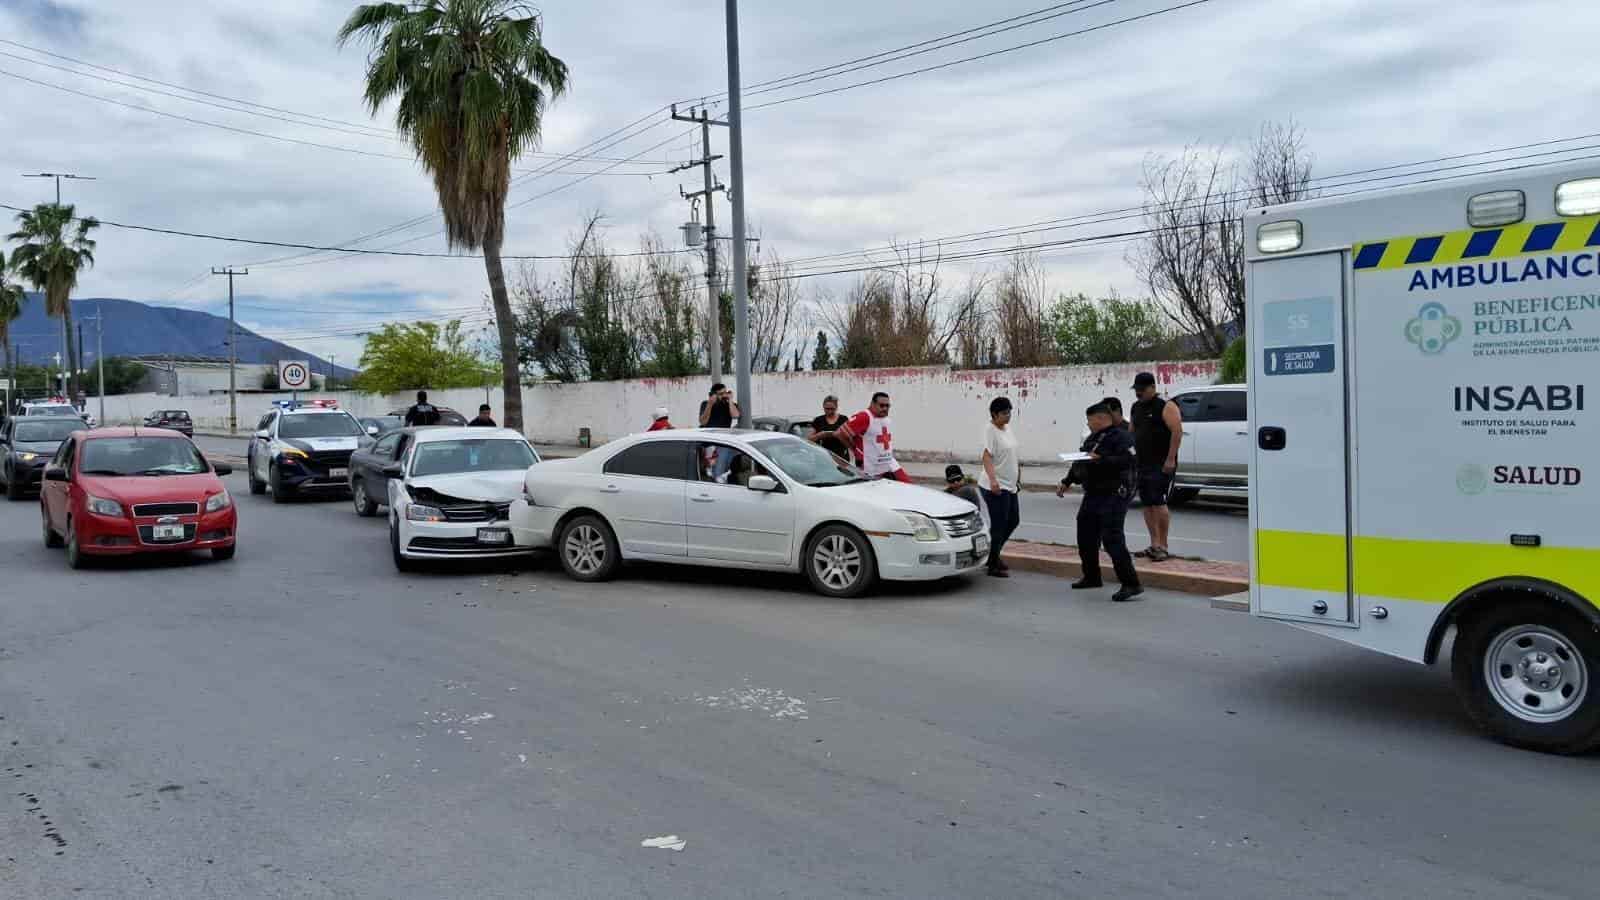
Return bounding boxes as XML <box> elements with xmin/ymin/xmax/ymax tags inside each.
<box><xmin>7</xmin><ymin>204</ymin><xmax>98</xmax><ymax>400</ymax></box>
<box><xmin>338</xmin><ymin>0</ymin><xmax>569</xmax><ymax>432</ymax></box>
<box><xmin>0</xmin><ymin>248</ymin><xmax>25</xmax><ymax>397</ymax></box>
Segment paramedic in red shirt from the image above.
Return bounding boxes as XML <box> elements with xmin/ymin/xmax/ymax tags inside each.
<box><xmin>838</xmin><ymin>392</ymin><xmax>911</xmax><ymax>483</ymax></box>
<box><xmin>646</xmin><ymin>407</ymin><xmax>674</xmax><ymax>431</ymax></box>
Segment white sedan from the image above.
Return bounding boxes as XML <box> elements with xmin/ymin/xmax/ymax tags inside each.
<box><xmin>383</xmin><ymin>427</ymin><xmax>541</xmax><ymax>571</ymax></box>
<box><xmin>510</xmin><ymin>429</ymin><xmax>989</xmax><ymax>597</ymax></box>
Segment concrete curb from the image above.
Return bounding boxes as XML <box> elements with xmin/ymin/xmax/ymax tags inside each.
<box><xmin>1001</xmin><ymin>540</ymin><xmax>1248</xmax><ymax>597</ymax></box>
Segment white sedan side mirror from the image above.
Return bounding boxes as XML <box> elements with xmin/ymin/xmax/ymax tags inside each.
<box><xmin>747</xmin><ymin>475</ymin><xmax>779</xmax><ymax>493</ymax></box>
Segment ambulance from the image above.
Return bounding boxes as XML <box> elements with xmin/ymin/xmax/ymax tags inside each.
<box><xmin>1245</xmin><ymin>159</ymin><xmax>1600</xmax><ymax>753</ymax></box>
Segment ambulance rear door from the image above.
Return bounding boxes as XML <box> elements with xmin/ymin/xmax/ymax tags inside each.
<box><xmin>1249</xmin><ymin>251</ymin><xmax>1354</xmax><ymax>625</ymax></box>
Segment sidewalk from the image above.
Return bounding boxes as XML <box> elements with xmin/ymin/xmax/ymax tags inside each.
<box><xmin>1002</xmin><ymin>540</ymin><xmax>1246</xmax><ymax>597</ymax></box>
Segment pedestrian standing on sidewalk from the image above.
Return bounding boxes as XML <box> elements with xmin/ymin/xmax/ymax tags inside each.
<box><xmin>1069</xmin><ymin>402</ymin><xmax>1143</xmax><ymax>602</ymax></box>
<box><xmin>808</xmin><ymin>395</ymin><xmax>850</xmax><ymax>460</ymax></box>
<box><xmin>981</xmin><ymin>396</ymin><xmax>1020</xmax><ymax>578</ymax></box>
<box><xmin>1129</xmin><ymin>372</ymin><xmax>1183</xmax><ymax>562</ymax></box>
<box><xmin>837</xmin><ymin>392</ymin><xmax>911</xmax><ymax>483</ymax></box>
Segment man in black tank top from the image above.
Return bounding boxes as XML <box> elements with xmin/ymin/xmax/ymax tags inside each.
<box><xmin>1129</xmin><ymin>372</ymin><xmax>1183</xmax><ymax>561</ymax></box>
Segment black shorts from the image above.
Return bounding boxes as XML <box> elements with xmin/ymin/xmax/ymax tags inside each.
<box><xmin>1138</xmin><ymin>465</ymin><xmax>1175</xmax><ymax>506</ymax></box>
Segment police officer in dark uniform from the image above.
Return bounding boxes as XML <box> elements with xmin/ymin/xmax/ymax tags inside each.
<box><xmin>1060</xmin><ymin>402</ymin><xmax>1143</xmax><ymax>602</ymax></box>
<box><xmin>404</xmin><ymin>390</ymin><xmax>441</xmax><ymax>427</ymax></box>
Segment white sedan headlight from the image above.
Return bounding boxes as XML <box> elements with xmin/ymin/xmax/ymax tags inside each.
<box><xmin>896</xmin><ymin>510</ymin><xmax>940</xmax><ymax>542</ymax></box>
<box><xmin>205</xmin><ymin>490</ymin><xmax>232</xmax><ymax>513</ymax></box>
<box><xmin>406</xmin><ymin>504</ymin><xmax>444</xmax><ymax>523</ymax></box>
<box><xmin>86</xmin><ymin>494</ymin><xmax>123</xmax><ymax>517</ymax></box>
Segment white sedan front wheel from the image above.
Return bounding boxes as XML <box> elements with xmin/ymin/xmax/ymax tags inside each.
<box><xmin>805</xmin><ymin>525</ymin><xmax>877</xmax><ymax>598</ymax></box>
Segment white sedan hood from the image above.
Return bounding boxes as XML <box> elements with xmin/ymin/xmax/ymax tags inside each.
<box><xmin>407</xmin><ymin>469</ymin><xmax>526</xmax><ymax>502</ymax></box>
<box><xmin>828</xmin><ymin>478</ymin><xmax>975</xmax><ymax>517</ymax></box>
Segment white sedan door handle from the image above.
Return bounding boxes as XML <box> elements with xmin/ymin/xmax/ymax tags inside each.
<box><xmin>600</xmin><ymin>484</ymin><xmax>621</xmax><ymax>494</ymax></box>
<box><xmin>691</xmin><ymin>492</ymin><xmax>715</xmax><ymax>503</ymax></box>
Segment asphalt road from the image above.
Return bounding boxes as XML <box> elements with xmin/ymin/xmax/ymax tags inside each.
<box><xmin>190</xmin><ymin>434</ymin><xmax>1251</xmax><ymax>562</ymax></box>
<box><xmin>2</xmin><ymin>477</ymin><xmax>1596</xmax><ymax>898</ymax></box>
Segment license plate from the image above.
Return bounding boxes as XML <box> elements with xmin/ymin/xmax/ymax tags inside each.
<box><xmin>329</xmin><ymin>467</ymin><xmax>348</xmax><ymax>478</ymax></box>
<box><xmin>974</xmin><ymin>534</ymin><xmax>990</xmax><ymax>556</ymax></box>
<box><xmin>153</xmin><ymin>524</ymin><xmax>185</xmax><ymax>541</ymax></box>
<box><xmin>477</xmin><ymin>528</ymin><xmax>512</xmax><ymax>545</ymax></box>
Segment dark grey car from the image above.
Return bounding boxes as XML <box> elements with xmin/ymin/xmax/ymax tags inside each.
<box><xmin>0</xmin><ymin>417</ymin><xmax>82</xmax><ymax>500</ymax></box>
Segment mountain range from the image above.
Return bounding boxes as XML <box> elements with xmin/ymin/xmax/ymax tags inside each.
<box><xmin>6</xmin><ymin>294</ymin><xmax>357</xmax><ymax>379</ymax></box>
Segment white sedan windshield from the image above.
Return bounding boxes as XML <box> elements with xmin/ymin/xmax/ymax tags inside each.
<box><xmin>750</xmin><ymin>437</ymin><xmax>863</xmax><ymax>487</ymax></box>
<box><xmin>411</xmin><ymin>439</ymin><xmax>535</xmax><ymax>477</ymax></box>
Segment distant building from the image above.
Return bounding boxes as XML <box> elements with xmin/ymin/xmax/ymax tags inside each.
<box><xmin>129</xmin><ymin>356</ymin><xmax>327</xmax><ymax>395</ymax></box>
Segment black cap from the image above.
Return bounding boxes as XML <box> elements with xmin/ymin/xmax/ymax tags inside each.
<box><xmin>1132</xmin><ymin>372</ymin><xmax>1157</xmax><ymax>389</ymax></box>
<box><xmin>944</xmin><ymin>464</ymin><xmax>964</xmax><ymax>483</ymax></box>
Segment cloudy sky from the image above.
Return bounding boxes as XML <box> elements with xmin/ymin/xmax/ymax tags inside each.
<box><xmin>1</xmin><ymin>0</ymin><xmax>1596</xmax><ymax>367</ymax></box>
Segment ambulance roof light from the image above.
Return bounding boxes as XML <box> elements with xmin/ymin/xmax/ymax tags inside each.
<box><xmin>1256</xmin><ymin>220</ymin><xmax>1302</xmax><ymax>253</ymax></box>
<box><xmin>1467</xmin><ymin>190</ymin><xmax>1524</xmax><ymax>228</ymax></box>
<box><xmin>1555</xmin><ymin>178</ymin><xmax>1600</xmax><ymax>217</ymax></box>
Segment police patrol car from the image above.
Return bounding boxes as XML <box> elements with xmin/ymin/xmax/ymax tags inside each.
<box><xmin>246</xmin><ymin>400</ymin><xmax>368</xmax><ymax>503</ymax></box>
<box><xmin>1245</xmin><ymin>159</ymin><xmax>1600</xmax><ymax>753</ymax></box>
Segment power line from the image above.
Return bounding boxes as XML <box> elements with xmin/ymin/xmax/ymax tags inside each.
<box><xmin>0</xmin><ymin>201</ymin><xmax>698</xmax><ymax>261</ymax></box>
<box><xmin>0</xmin><ymin>67</ymin><xmax>674</xmax><ymax>176</ymax></box>
<box><xmin>747</xmin><ymin>0</ymin><xmax>1214</xmax><ymax>112</ymax></box>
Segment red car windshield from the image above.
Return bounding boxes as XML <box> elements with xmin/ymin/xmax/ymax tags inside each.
<box><xmin>79</xmin><ymin>438</ymin><xmax>208</xmax><ymax>477</ymax></box>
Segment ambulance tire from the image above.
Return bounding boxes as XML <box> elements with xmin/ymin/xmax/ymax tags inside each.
<box><xmin>1451</xmin><ymin>598</ymin><xmax>1600</xmax><ymax>755</ymax></box>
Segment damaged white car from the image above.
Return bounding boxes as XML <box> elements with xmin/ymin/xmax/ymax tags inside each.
<box><xmin>374</xmin><ymin>427</ymin><xmax>542</xmax><ymax>571</ymax></box>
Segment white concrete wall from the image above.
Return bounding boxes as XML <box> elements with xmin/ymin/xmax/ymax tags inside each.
<box><xmin>98</xmin><ymin>361</ymin><xmax>1220</xmax><ymax>464</ymax></box>
<box><xmin>515</xmin><ymin>362</ymin><xmax>1220</xmax><ymax>463</ymax></box>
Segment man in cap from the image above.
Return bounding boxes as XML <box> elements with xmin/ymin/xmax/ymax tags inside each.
<box><xmin>1129</xmin><ymin>371</ymin><xmax>1183</xmax><ymax>562</ymax></box>
<box><xmin>647</xmin><ymin>407</ymin><xmax>674</xmax><ymax>431</ymax></box>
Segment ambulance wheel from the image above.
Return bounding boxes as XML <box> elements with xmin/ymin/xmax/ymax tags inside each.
<box><xmin>1451</xmin><ymin>599</ymin><xmax>1600</xmax><ymax>754</ymax></box>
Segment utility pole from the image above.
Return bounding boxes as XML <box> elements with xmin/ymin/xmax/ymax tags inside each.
<box><xmin>77</xmin><ymin>320</ymin><xmax>84</xmax><ymax>407</ymax></box>
<box><xmin>211</xmin><ymin>267</ymin><xmax>247</xmax><ymax>434</ymax></box>
<box><xmin>670</xmin><ymin>104</ymin><xmax>727</xmax><ymax>377</ymax></box>
<box><xmin>21</xmin><ymin>172</ymin><xmax>95</xmax><ymax>205</ymax></box>
<box><xmin>724</xmin><ymin>0</ymin><xmax>753</xmax><ymax>427</ymax></box>
<box><xmin>80</xmin><ymin>308</ymin><xmax>105</xmax><ymax>424</ymax></box>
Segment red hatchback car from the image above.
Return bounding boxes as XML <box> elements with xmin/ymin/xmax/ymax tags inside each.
<box><xmin>39</xmin><ymin>427</ymin><xmax>238</xmax><ymax>568</ymax></box>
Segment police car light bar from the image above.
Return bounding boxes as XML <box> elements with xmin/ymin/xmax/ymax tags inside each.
<box><xmin>273</xmin><ymin>399</ymin><xmax>339</xmax><ymax>410</ymax></box>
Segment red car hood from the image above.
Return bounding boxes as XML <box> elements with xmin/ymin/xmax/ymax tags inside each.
<box><xmin>79</xmin><ymin>472</ymin><xmax>226</xmax><ymax>508</ymax></box>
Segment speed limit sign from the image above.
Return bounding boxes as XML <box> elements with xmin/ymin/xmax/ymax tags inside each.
<box><xmin>278</xmin><ymin>359</ymin><xmax>311</xmax><ymax>390</ymax></box>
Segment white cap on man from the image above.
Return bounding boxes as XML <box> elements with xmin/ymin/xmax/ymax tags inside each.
<box><xmin>652</xmin><ymin>406</ymin><xmax>670</xmax><ymax>421</ymax></box>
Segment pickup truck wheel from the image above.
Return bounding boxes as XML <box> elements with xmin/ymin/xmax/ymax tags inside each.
<box><xmin>804</xmin><ymin>525</ymin><xmax>878</xmax><ymax>598</ymax></box>
<box><xmin>1452</xmin><ymin>598</ymin><xmax>1600</xmax><ymax>754</ymax></box>
<box><xmin>557</xmin><ymin>515</ymin><xmax>619</xmax><ymax>582</ymax></box>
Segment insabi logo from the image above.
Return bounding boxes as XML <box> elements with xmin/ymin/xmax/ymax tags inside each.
<box><xmin>1405</xmin><ymin>301</ymin><xmax>1463</xmax><ymax>355</ymax></box>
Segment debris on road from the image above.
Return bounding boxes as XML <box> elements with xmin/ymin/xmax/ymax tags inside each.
<box><xmin>641</xmin><ymin>835</ymin><xmax>686</xmax><ymax>852</ymax></box>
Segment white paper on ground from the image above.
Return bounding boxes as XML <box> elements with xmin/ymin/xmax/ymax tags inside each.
<box><xmin>641</xmin><ymin>835</ymin><xmax>687</xmax><ymax>851</ymax></box>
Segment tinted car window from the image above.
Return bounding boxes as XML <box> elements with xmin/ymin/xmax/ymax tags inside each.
<box><xmin>1202</xmin><ymin>390</ymin><xmax>1247</xmax><ymax>423</ymax></box>
<box><xmin>1173</xmin><ymin>392</ymin><xmax>1210</xmax><ymax>424</ymax></box>
<box><xmin>603</xmin><ymin>441</ymin><xmax>691</xmax><ymax>480</ymax></box>
<box><xmin>372</xmin><ymin>433</ymin><xmax>401</xmax><ymax>459</ymax></box>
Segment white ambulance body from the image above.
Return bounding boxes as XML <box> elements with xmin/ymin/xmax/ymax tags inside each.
<box><xmin>1245</xmin><ymin>159</ymin><xmax>1600</xmax><ymax>753</ymax></box>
